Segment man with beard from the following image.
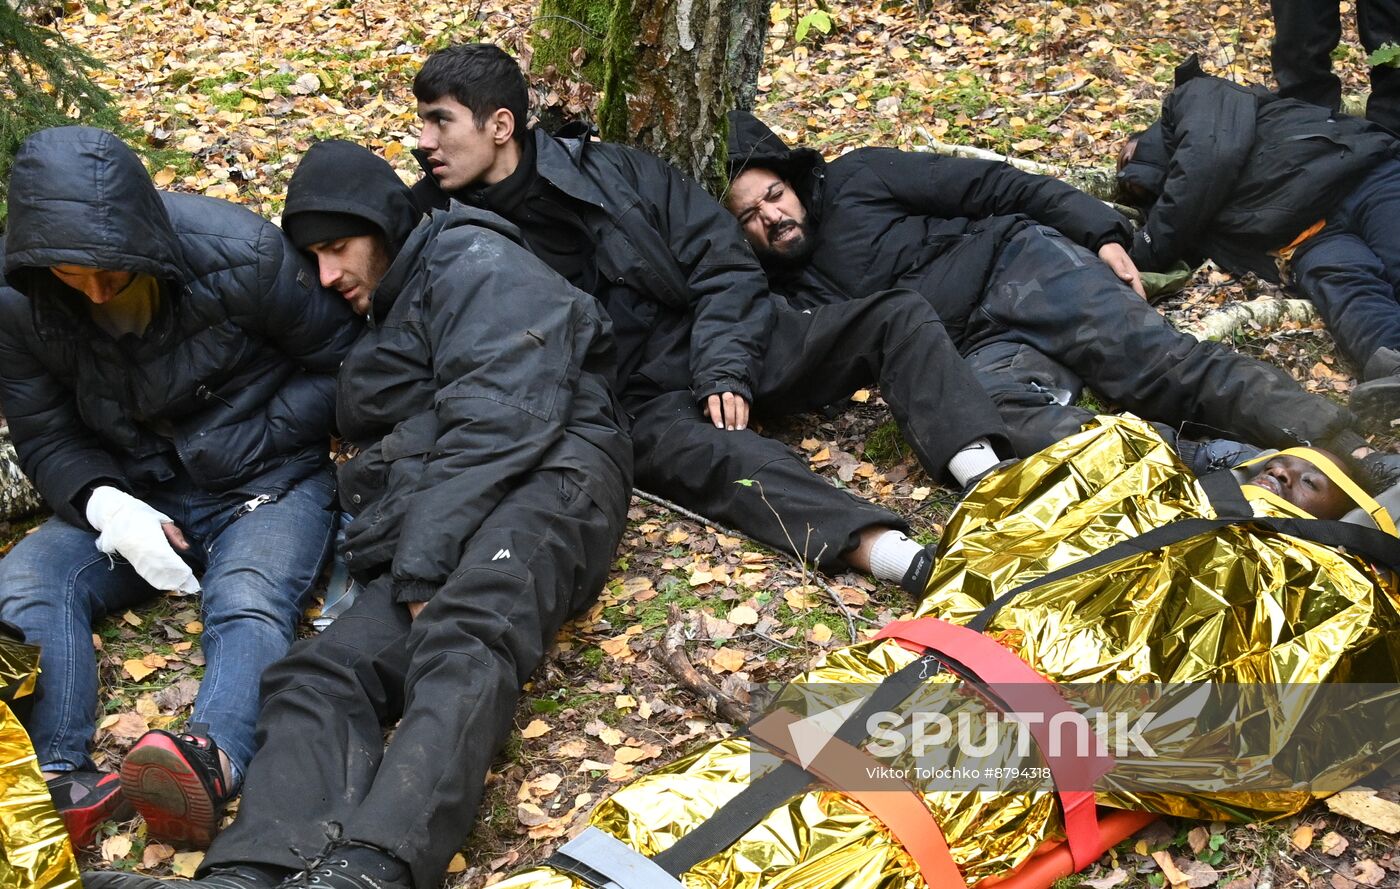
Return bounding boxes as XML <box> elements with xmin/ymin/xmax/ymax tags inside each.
<box><xmin>406</xmin><ymin>43</ymin><xmax>1022</xmax><ymax>594</ymax></box>
<box><xmin>85</xmin><ymin>138</ymin><xmax>633</xmax><ymax>889</ymax></box>
<box><xmin>725</xmin><ymin>110</ymin><xmax>1389</xmax><ymax>476</ymax></box>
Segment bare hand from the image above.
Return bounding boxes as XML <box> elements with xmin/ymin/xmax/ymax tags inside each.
<box><xmin>161</xmin><ymin>521</ymin><xmax>190</xmax><ymax>552</ymax></box>
<box><xmin>1098</xmin><ymin>242</ymin><xmax>1146</xmax><ymax>299</ymax></box>
<box><xmin>407</xmin><ymin>601</ymin><xmax>426</xmax><ymax>620</ymax></box>
<box><xmin>704</xmin><ymin>392</ymin><xmax>750</xmax><ymax>431</ymax></box>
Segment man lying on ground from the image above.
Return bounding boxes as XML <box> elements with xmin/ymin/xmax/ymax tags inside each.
<box><xmin>0</xmin><ymin>126</ymin><xmax>359</xmax><ymax>849</ymax></box>
<box><xmin>1116</xmin><ymin>55</ymin><xmax>1400</xmax><ymax>423</ymax></box>
<box><xmin>406</xmin><ymin>43</ymin><xmax>1021</xmax><ymax>595</ymax></box>
<box><xmin>86</xmin><ymin>139</ymin><xmax>633</xmax><ymax>889</ymax></box>
<box><xmin>724</xmin><ymin>110</ymin><xmax>1398</xmax><ymax>483</ymax></box>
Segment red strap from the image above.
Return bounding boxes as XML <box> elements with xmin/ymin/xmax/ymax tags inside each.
<box><xmin>750</xmin><ymin>710</ymin><xmax>968</xmax><ymax>887</ymax></box>
<box><xmin>874</xmin><ymin>618</ymin><xmax>1111</xmax><ymax>870</ymax></box>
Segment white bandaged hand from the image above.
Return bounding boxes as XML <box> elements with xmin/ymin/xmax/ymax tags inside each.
<box><xmin>85</xmin><ymin>486</ymin><xmax>201</xmax><ymax>594</ymax></box>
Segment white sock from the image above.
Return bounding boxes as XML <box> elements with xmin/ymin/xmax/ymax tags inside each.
<box><xmin>946</xmin><ymin>437</ymin><xmax>1000</xmax><ymax>487</ymax></box>
<box><xmin>868</xmin><ymin>530</ymin><xmax>924</xmax><ymax>582</ymax></box>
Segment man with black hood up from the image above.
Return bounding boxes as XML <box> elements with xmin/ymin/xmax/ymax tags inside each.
<box><xmin>726</xmin><ymin>109</ymin><xmax>1385</xmax><ymax>473</ymax></box>
<box><xmin>84</xmin><ymin>139</ymin><xmax>633</xmax><ymax>889</ymax></box>
<box><xmin>404</xmin><ymin>42</ymin><xmax>1022</xmax><ymax>595</ymax></box>
<box><xmin>1117</xmin><ymin>56</ymin><xmax>1400</xmax><ymax>424</ymax></box>
<box><xmin>0</xmin><ymin>126</ymin><xmax>358</xmax><ymax>850</ymax></box>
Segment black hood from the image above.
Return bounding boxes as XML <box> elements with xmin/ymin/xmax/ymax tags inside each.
<box><xmin>4</xmin><ymin>126</ymin><xmax>187</xmax><ymax>296</ymax></box>
<box><xmin>1116</xmin><ymin>122</ymin><xmax>1169</xmax><ymax>203</ymax></box>
<box><xmin>726</xmin><ymin>110</ymin><xmax>824</xmax><ymax>189</ymax></box>
<box><xmin>284</xmin><ymin>140</ymin><xmax>422</xmax><ymax>259</ymax></box>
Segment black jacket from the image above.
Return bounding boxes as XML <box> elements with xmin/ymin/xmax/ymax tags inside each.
<box><xmin>1120</xmin><ymin>58</ymin><xmax>1399</xmax><ymax>281</ymax></box>
<box><xmin>334</xmin><ymin>206</ymin><xmax>632</xmax><ymax>602</ymax></box>
<box><xmin>0</xmin><ymin>127</ymin><xmax>358</xmax><ymax>527</ymax></box>
<box><xmin>726</xmin><ymin>112</ymin><xmax>1134</xmax><ymax>338</ymax></box>
<box><xmin>412</xmin><ymin>129</ymin><xmax>772</xmax><ymax>408</ymax></box>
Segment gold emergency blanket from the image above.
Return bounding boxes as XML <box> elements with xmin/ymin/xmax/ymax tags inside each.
<box><xmin>496</xmin><ymin>417</ymin><xmax>1400</xmax><ymax>889</ymax></box>
<box><xmin>0</xmin><ymin>632</ymin><xmax>79</xmax><ymax>889</ymax></box>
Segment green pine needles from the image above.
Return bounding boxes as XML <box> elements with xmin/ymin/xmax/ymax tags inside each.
<box><xmin>0</xmin><ymin>2</ymin><xmax>123</xmax><ymax>225</ymax></box>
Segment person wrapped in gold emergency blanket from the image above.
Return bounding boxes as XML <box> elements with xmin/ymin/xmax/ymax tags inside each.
<box><xmin>0</xmin><ymin>626</ymin><xmax>79</xmax><ymax>889</ymax></box>
<box><xmin>493</xmin><ymin>416</ymin><xmax>1400</xmax><ymax>889</ymax></box>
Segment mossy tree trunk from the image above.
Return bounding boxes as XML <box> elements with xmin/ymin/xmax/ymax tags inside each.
<box><xmin>534</xmin><ymin>0</ymin><xmax>769</xmax><ymax>194</ymax></box>
<box><xmin>532</xmin><ymin>0</ymin><xmax>612</xmax><ymax>88</ymax></box>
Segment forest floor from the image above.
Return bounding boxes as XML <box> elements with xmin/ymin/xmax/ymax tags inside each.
<box><xmin>1</xmin><ymin>0</ymin><xmax>1398</xmax><ymax>886</ymax></box>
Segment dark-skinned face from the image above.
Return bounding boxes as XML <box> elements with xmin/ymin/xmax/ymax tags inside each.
<box><xmin>1247</xmin><ymin>453</ymin><xmax>1354</xmax><ymax>519</ymax></box>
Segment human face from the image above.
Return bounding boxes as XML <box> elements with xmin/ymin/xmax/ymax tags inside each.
<box><xmin>1247</xmin><ymin>454</ymin><xmax>1354</xmax><ymax>519</ymax></box>
<box><xmin>50</xmin><ymin>265</ymin><xmax>135</xmax><ymax>305</ymax></box>
<box><xmin>416</xmin><ymin>95</ymin><xmax>518</xmax><ymax>192</ymax></box>
<box><xmin>726</xmin><ymin>168</ymin><xmax>814</xmax><ymax>264</ymax></box>
<box><xmin>306</xmin><ymin>235</ymin><xmax>391</xmax><ymax>316</ymax></box>
<box><xmin>1115</xmin><ymin>138</ymin><xmax>1152</xmax><ymax>206</ymax></box>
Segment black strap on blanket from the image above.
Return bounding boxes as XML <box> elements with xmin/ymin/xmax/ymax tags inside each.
<box><xmin>969</xmin><ymin>471</ymin><xmax>1400</xmax><ymax>631</ymax></box>
<box><xmin>648</xmin><ymin>470</ymin><xmax>1400</xmax><ymax>878</ymax></box>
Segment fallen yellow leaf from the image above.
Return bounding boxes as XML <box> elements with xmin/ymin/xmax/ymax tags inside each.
<box><xmin>727</xmin><ymin>605</ymin><xmax>759</xmax><ymax>625</ymax></box>
<box><xmin>520</xmin><ymin>719</ymin><xmax>551</xmax><ymax>739</ymax></box>
<box><xmin>711</xmin><ymin>647</ymin><xmax>747</xmax><ymax>673</ymax></box>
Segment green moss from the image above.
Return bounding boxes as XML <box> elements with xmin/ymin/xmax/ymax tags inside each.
<box><xmin>863</xmin><ymin>420</ymin><xmax>911</xmax><ymax>464</ymax></box>
<box><xmin>533</xmin><ymin>0</ymin><xmax>614</xmax><ymax>85</ymax></box>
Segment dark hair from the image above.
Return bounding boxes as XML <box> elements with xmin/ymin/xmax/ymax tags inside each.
<box><xmin>414</xmin><ymin>44</ymin><xmax>529</xmax><ymax>144</ymax></box>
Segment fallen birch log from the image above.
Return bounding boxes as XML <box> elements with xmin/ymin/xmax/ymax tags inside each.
<box><xmin>1186</xmin><ymin>297</ymin><xmax>1319</xmax><ymax>342</ymax></box>
<box><xmin>0</xmin><ymin>425</ymin><xmax>42</xmax><ymax>523</ymax></box>
<box><xmin>913</xmin><ymin>127</ymin><xmax>1125</xmax><ymax>206</ymax></box>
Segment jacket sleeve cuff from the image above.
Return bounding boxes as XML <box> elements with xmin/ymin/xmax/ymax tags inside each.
<box><xmin>693</xmin><ymin>378</ymin><xmax>753</xmax><ymax>405</ymax></box>
<box><xmin>393</xmin><ymin>579</ymin><xmax>438</xmax><ymax>604</ymax></box>
<box><xmin>1129</xmin><ymin>232</ymin><xmax>1154</xmax><ymax>269</ymax></box>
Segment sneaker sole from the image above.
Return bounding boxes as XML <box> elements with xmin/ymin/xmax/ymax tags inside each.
<box><xmin>120</xmin><ymin>736</ymin><xmax>219</xmax><ymax>848</ymax></box>
<box><xmin>60</xmin><ymin>788</ymin><xmax>134</xmax><ymax>849</ymax></box>
<box><xmin>1350</xmin><ymin>378</ymin><xmax>1400</xmax><ymax>427</ymax></box>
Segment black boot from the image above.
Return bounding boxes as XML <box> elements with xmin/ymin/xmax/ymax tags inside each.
<box><xmin>280</xmin><ymin>842</ymin><xmax>413</xmax><ymax>889</ymax></box>
<box><xmin>81</xmin><ymin>864</ymin><xmax>286</xmax><ymax>889</ymax></box>
<box><xmin>1349</xmin><ymin>347</ymin><xmax>1400</xmax><ymax>425</ymax></box>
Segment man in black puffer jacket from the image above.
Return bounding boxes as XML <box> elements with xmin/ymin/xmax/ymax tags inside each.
<box><xmin>1118</xmin><ymin>56</ymin><xmax>1400</xmax><ymax>423</ymax></box>
<box><xmin>0</xmin><ymin>127</ymin><xmax>359</xmax><ymax>849</ymax></box>
<box><xmin>726</xmin><ymin>109</ymin><xmax>1378</xmax><ymax>468</ymax></box>
<box><xmin>405</xmin><ymin>44</ymin><xmax>1020</xmax><ymax>595</ymax></box>
<box><xmin>84</xmin><ymin>139</ymin><xmax>633</xmax><ymax>889</ymax></box>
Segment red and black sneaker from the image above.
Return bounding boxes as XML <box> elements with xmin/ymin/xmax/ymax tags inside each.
<box><xmin>46</xmin><ymin>769</ymin><xmax>134</xmax><ymax>848</ymax></box>
<box><xmin>120</xmin><ymin>724</ymin><xmax>232</xmax><ymax>849</ymax></box>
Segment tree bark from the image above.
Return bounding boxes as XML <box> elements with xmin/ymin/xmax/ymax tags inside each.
<box><xmin>598</xmin><ymin>0</ymin><xmax>761</xmax><ymax>191</ymax></box>
<box><xmin>531</xmin><ymin>0</ymin><xmax>611</xmax><ymax>87</ymax></box>
<box><xmin>914</xmin><ymin>127</ymin><xmax>1124</xmax><ymax>205</ymax></box>
<box><xmin>0</xmin><ymin>427</ymin><xmax>41</xmax><ymax>523</ymax></box>
<box><xmin>533</xmin><ymin>0</ymin><xmax>768</xmax><ymax>191</ymax></box>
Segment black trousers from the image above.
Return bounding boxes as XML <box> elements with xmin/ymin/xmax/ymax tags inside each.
<box><xmin>632</xmin><ymin>289</ymin><xmax>1010</xmax><ymax>571</ymax></box>
<box><xmin>200</xmin><ymin>469</ymin><xmax>626</xmax><ymax>889</ymax></box>
<box><xmin>1271</xmin><ymin>0</ymin><xmax>1400</xmax><ymax>132</ymax></box>
<box><xmin>960</xmin><ymin>226</ymin><xmax>1355</xmax><ymax>455</ymax></box>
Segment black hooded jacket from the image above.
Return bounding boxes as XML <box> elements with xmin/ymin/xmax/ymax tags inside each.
<box><xmin>1119</xmin><ymin>58</ymin><xmax>1399</xmax><ymax>281</ymax></box>
<box><xmin>726</xmin><ymin>112</ymin><xmax>1134</xmax><ymax>337</ymax></box>
<box><xmin>0</xmin><ymin>127</ymin><xmax>359</xmax><ymax>527</ymax></box>
<box><xmin>284</xmin><ymin>139</ymin><xmax>630</xmax><ymax>600</ymax></box>
<box><xmin>328</xmin><ymin>203</ymin><xmax>632</xmax><ymax>601</ymax></box>
<box><xmin>411</xmin><ymin>128</ymin><xmax>772</xmax><ymax>408</ymax></box>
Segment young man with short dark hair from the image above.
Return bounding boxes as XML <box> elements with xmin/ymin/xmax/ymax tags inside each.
<box><xmin>85</xmin><ymin>138</ymin><xmax>633</xmax><ymax>889</ymax></box>
<box><xmin>408</xmin><ymin>43</ymin><xmax>1021</xmax><ymax>594</ymax></box>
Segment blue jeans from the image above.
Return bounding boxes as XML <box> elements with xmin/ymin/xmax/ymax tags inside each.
<box><xmin>0</xmin><ymin>467</ymin><xmax>336</xmax><ymax>777</ymax></box>
<box><xmin>1292</xmin><ymin>158</ymin><xmax>1400</xmax><ymax>369</ymax></box>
